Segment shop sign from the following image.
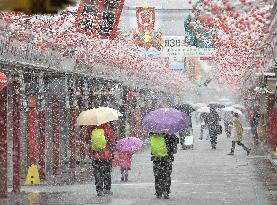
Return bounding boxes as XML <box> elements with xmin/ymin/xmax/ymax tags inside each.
<box><xmin>160</xmin><ymin>36</ymin><xmax>186</xmax><ymax>71</ymax></box>
<box><xmin>161</xmin><ymin>36</ymin><xmax>214</xmax><ymax>58</ymax></box>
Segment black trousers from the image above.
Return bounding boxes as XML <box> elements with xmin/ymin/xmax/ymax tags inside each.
<box><xmin>251</xmin><ymin>124</ymin><xmax>259</xmax><ymax>144</ymax></box>
<box><xmin>92</xmin><ymin>160</ymin><xmax>112</xmax><ymax>192</ymax></box>
<box><xmin>153</xmin><ymin>159</ymin><xmax>172</xmax><ymax>195</ymax></box>
<box><xmin>209</xmin><ymin>129</ymin><xmax>217</xmax><ymax>146</ymax></box>
<box><xmin>231</xmin><ymin>141</ymin><xmax>249</xmax><ymax>153</ymax></box>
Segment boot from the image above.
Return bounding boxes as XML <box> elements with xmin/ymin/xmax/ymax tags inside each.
<box><xmin>211</xmin><ymin>144</ymin><xmax>216</xmax><ymax>150</ymax></box>
<box><xmin>163</xmin><ymin>192</ymin><xmax>170</xmax><ymax>199</ymax></box>
<box><xmin>227</xmin><ymin>150</ymin><xmax>234</xmax><ymax>155</ymax></box>
<box><xmin>103</xmin><ymin>190</ymin><xmax>113</xmax><ymax>195</ymax></box>
<box><xmin>155</xmin><ymin>192</ymin><xmax>162</xmax><ymax>199</ymax></box>
<box><xmin>97</xmin><ymin>191</ymin><xmax>104</xmax><ymax>197</ymax></box>
<box><xmin>246</xmin><ymin>148</ymin><xmax>251</xmax><ymax>156</ymax></box>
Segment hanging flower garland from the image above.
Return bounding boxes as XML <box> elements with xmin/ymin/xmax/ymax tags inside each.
<box><xmin>0</xmin><ymin>9</ymin><xmax>195</xmax><ymax>92</ymax></box>
<box><xmin>187</xmin><ymin>0</ymin><xmax>273</xmax><ymax>88</ymax></box>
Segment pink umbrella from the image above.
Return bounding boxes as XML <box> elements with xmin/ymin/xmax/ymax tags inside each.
<box><xmin>116</xmin><ymin>137</ymin><xmax>143</xmax><ymax>153</ymax></box>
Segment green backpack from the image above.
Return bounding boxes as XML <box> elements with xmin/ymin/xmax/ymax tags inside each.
<box><xmin>150</xmin><ymin>134</ymin><xmax>168</xmax><ymax>157</ymax></box>
<box><xmin>91</xmin><ymin>128</ymin><xmax>107</xmax><ymax>151</ymax></box>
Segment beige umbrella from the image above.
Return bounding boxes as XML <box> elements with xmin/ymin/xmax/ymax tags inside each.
<box><xmin>196</xmin><ymin>106</ymin><xmax>210</xmax><ymax>113</ymax></box>
<box><xmin>77</xmin><ymin>107</ymin><xmax>119</xmax><ymax>126</ymax></box>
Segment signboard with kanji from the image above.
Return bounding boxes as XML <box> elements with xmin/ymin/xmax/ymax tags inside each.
<box><xmin>161</xmin><ymin>36</ymin><xmax>214</xmax><ymax>58</ymax></box>
<box><xmin>75</xmin><ymin>0</ymin><xmax>125</xmax><ymax>39</ymax></box>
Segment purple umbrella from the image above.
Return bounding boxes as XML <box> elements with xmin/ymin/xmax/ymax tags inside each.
<box><xmin>142</xmin><ymin>108</ymin><xmax>190</xmax><ymax>135</ymax></box>
<box><xmin>116</xmin><ymin>137</ymin><xmax>143</xmax><ymax>153</ymax></box>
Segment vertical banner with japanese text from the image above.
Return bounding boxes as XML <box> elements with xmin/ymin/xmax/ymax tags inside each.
<box><xmin>136</xmin><ymin>6</ymin><xmax>155</xmax><ymax>32</ymax></box>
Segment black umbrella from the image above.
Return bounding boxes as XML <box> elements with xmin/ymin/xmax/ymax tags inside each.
<box><xmin>176</xmin><ymin>104</ymin><xmax>196</xmax><ymax>115</ymax></box>
<box><xmin>208</xmin><ymin>103</ymin><xmax>225</xmax><ymax>109</ymax></box>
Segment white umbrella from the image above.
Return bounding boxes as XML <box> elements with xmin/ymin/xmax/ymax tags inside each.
<box><xmin>193</xmin><ymin>103</ymin><xmax>207</xmax><ymax>109</ymax></box>
<box><xmin>232</xmin><ymin>104</ymin><xmax>245</xmax><ymax>110</ymax></box>
<box><xmin>196</xmin><ymin>106</ymin><xmax>210</xmax><ymax>113</ymax></box>
<box><xmin>219</xmin><ymin>98</ymin><xmax>231</xmax><ymax>102</ymax></box>
<box><xmin>77</xmin><ymin>107</ymin><xmax>119</xmax><ymax>126</ymax></box>
<box><xmin>222</xmin><ymin>106</ymin><xmax>243</xmax><ymax>115</ymax></box>
<box><xmin>222</xmin><ymin>101</ymin><xmax>233</xmax><ymax>106</ymax></box>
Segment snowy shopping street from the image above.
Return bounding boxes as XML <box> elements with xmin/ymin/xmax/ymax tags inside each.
<box><xmin>0</xmin><ymin>124</ymin><xmax>276</xmax><ymax>205</ymax></box>
<box><xmin>0</xmin><ymin>0</ymin><xmax>277</xmax><ymax>205</ymax></box>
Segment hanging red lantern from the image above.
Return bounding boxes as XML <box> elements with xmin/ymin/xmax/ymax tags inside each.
<box><xmin>0</xmin><ymin>72</ymin><xmax>7</xmax><ymax>89</ymax></box>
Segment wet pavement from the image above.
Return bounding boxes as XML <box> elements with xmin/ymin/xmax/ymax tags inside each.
<box><xmin>0</xmin><ymin>125</ymin><xmax>276</xmax><ymax>205</ymax></box>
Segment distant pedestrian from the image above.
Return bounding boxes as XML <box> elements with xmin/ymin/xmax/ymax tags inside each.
<box><xmin>205</xmin><ymin>107</ymin><xmax>221</xmax><ymax>149</ymax></box>
<box><xmin>227</xmin><ymin>112</ymin><xmax>251</xmax><ymax>156</ymax></box>
<box><xmin>87</xmin><ymin>123</ymin><xmax>115</xmax><ymax>197</ymax></box>
<box><xmin>223</xmin><ymin>112</ymin><xmax>232</xmax><ymax>138</ymax></box>
<box><xmin>113</xmin><ymin>150</ymin><xmax>133</xmax><ymax>182</ymax></box>
<box><xmin>150</xmin><ymin>132</ymin><xmax>179</xmax><ymax>199</ymax></box>
<box><xmin>251</xmin><ymin>107</ymin><xmax>260</xmax><ymax>145</ymax></box>
<box><xmin>199</xmin><ymin>112</ymin><xmax>209</xmax><ymax>140</ymax></box>
<box><xmin>179</xmin><ymin>112</ymin><xmax>192</xmax><ymax>148</ymax></box>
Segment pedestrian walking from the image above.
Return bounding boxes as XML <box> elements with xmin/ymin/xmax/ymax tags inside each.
<box><xmin>87</xmin><ymin>123</ymin><xmax>115</xmax><ymax>197</ymax></box>
<box><xmin>223</xmin><ymin>112</ymin><xmax>232</xmax><ymax>138</ymax></box>
<box><xmin>205</xmin><ymin>107</ymin><xmax>221</xmax><ymax>149</ymax></box>
<box><xmin>227</xmin><ymin>112</ymin><xmax>251</xmax><ymax>155</ymax></box>
<box><xmin>199</xmin><ymin>112</ymin><xmax>209</xmax><ymax>140</ymax></box>
<box><xmin>179</xmin><ymin>126</ymin><xmax>191</xmax><ymax>149</ymax></box>
<box><xmin>251</xmin><ymin>107</ymin><xmax>260</xmax><ymax>145</ymax></box>
<box><xmin>150</xmin><ymin>132</ymin><xmax>179</xmax><ymax>199</ymax></box>
<box><xmin>113</xmin><ymin>151</ymin><xmax>132</xmax><ymax>182</ymax></box>
<box><xmin>113</xmin><ymin>136</ymin><xmax>143</xmax><ymax>182</ymax></box>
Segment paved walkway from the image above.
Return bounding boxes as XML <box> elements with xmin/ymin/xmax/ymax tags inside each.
<box><xmin>0</xmin><ymin>125</ymin><xmax>276</xmax><ymax>205</ymax></box>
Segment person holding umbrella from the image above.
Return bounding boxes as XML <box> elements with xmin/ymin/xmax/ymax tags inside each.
<box><xmin>199</xmin><ymin>112</ymin><xmax>209</xmax><ymax>140</ymax></box>
<box><xmin>205</xmin><ymin>107</ymin><xmax>221</xmax><ymax>149</ymax></box>
<box><xmin>77</xmin><ymin>107</ymin><xmax>118</xmax><ymax>197</ymax></box>
<box><xmin>223</xmin><ymin>111</ymin><xmax>232</xmax><ymax>138</ymax></box>
<box><xmin>86</xmin><ymin>123</ymin><xmax>115</xmax><ymax>196</ymax></box>
<box><xmin>251</xmin><ymin>107</ymin><xmax>261</xmax><ymax>145</ymax></box>
<box><xmin>150</xmin><ymin>132</ymin><xmax>179</xmax><ymax>199</ymax></box>
<box><xmin>176</xmin><ymin>104</ymin><xmax>194</xmax><ymax>149</ymax></box>
<box><xmin>227</xmin><ymin>112</ymin><xmax>251</xmax><ymax>156</ymax></box>
<box><xmin>113</xmin><ymin>137</ymin><xmax>143</xmax><ymax>182</ymax></box>
<box><xmin>143</xmin><ymin>108</ymin><xmax>189</xmax><ymax>199</ymax></box>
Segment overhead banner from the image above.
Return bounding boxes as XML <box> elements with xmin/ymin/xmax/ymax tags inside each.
<box><xmin>136</xmin><ymin>6</ymin><xmax>155</xmax><ymax>32</ymax></box>
<box><xmin>75</xmin><ymin>0</ymin><xmax>125</xmax><ymax>39</ymax></box>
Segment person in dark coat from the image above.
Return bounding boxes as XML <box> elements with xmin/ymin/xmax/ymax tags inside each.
<box><xmin>205</xmin><ymin>107</ymin><xmax>221</xmax><ymax>149</ymax></box>
<box><xmin>150</xmin><ymin>133</ymin><xmax>179</xmax><ymax>199</ymax></box>
<box><xmin>251</xmin><ymin>108</ymin><xmax>260</xmax><ymax>145</ymax></box>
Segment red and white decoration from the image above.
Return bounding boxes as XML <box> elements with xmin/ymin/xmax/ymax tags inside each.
<box><xmin>188</xmin><ymin>0</ymin><xmax>274</xmax><ymax>88</ymax></box>
<box><xmin>136</xmin><ymin>6</ymin><xmax>155</xmax><ymax>32</ymax></box>
<box><xmin>0</xmin><ymin>72</ymin><xmax>7</xmax><ymax>89</ymax></box>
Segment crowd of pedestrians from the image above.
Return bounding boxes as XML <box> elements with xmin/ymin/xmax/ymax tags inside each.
<box><xmin>83</xmin><ymin>103</ymin><xmax>258</xmax><ymax>200</ymax></box>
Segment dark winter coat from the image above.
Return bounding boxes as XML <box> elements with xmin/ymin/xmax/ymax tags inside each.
<box><xmin>205</xmin><ymin>110</ymin><xmax>220</xmax><ymax>132</ymax></box>
<box><xmin>252</xmin><ymin>111</ymin><xmax>260</xmax><ymax>126</ymax></box>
